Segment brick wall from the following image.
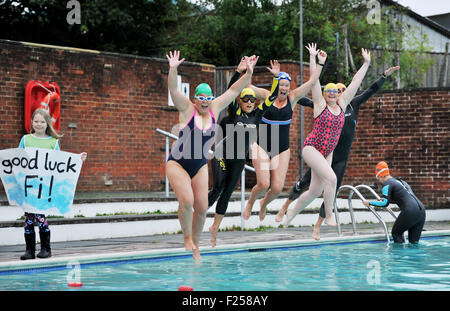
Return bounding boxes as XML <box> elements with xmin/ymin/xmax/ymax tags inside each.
<box><xmin>0</xmin><ymin>39</ymin><xmax>448</xmax><ymax>207</ymax></box>
<box><xmin>0</xmin><ymin>39</ymin><xmax>214</xmax><ymax>193</ymax></box>
<box><xmin>347</xmin><ymin>88</ymin><xmax>450</xmax><ymax>208</ymax></box>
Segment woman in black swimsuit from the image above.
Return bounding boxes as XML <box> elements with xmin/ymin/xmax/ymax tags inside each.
<box><xmin>242</xmin><ymin>52</ymin><xmax>327</xmax><ymax>222</ymax></box>
<box><xmin>166</xmin><ymin>51</ymin><xmax>258</xmax><ymax>260</ymax></box>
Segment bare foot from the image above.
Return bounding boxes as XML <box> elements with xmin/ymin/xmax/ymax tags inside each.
<box><xmin>275</xmin><ymin>206</ymin><xmax>288</xmax><ymax>222</ymax></box>
<box><xmin>242</xmin><ymin>203</ymin><xmax>253</xmax><ymax>220</ymax></box>
<box><xmin>209</xmin><ymin>226</ymin><xmax>218</xmax><ymax>248</ymax></box>
<box><xmin>282</xmin><ymin>209</ymin><xmax>295</xmax><ymax>228</ymax></box>
<box><xmin>312</xmin><ymin>225</ymin><xmax>321</xmax><ymax>240</ymax></box>
<box><xmin>192</xmin><ymin>247</ymin><xmax>201</xmax><ymax>262</ymax></box>
<box><xmin>259</xmin><ymin>201</ymin><xmax>266</xmax><ymax>221</ymax></box>
<box><xmin>325</xmin><ymin>216</ymin><xmax>338</xmax><ymax>227</ymax></box>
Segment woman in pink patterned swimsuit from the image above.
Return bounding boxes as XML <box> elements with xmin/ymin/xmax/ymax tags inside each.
<box><xmin>303</xmin><ymin>90</ymin><xmax>345</xmax><ymax>158</ymax></box>
<box><xmin>284</xmin><ymin>43</ymin><xmax>371</xmax><ymax>227</ymax></box>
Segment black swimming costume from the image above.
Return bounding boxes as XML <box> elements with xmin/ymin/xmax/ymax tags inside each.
<box><xmin>167</xmin><ymin>109</ymin><xmax>216</xmax><ymax>178</ymax></box>
<box><xmin>369</xmin><ymin>177</ymin><xmax>426</xmax><ymax>243</ymax></box>
<box><xmin>258</xmin><ymin>97</ymin><xmax>293</xmax><ymax>158</ymax></box>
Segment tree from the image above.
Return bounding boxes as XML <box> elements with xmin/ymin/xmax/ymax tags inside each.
<box><xmin>171</xmin><ymin>0</ymin><xmax>433</xmax><ymax>89</ymax></box>
<box><xmin>0</xmin><ymin>0</ymin><xmax>184</xmax><ymax>56</ymax></box>
<box><xmin>0</xmin><ymin>0</ymin><xmax>433</xmax><ymax>88</ymax></box>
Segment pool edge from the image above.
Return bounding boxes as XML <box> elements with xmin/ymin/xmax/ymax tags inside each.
<box><xmin>1</xmin><ymin>230</ymin><xmax>449</xmax><ymax>273</ymax></box>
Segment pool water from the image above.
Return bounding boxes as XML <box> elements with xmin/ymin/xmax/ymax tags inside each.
<box><xmin>1</xmin><ymin>236</ymin><xmax>449</xmax><ymax>291</ymax></box>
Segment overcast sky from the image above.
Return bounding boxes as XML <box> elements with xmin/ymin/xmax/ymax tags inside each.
<box><xmin>394</xmin><ymin>0</ymin><xmax>450</xmax><ymax>16</ymax></box>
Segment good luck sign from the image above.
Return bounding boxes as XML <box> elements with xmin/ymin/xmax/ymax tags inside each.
<box><xmin>0</xmin><ymin>148</ymin><xmax>84</xmax><ymax>215</ymax></box>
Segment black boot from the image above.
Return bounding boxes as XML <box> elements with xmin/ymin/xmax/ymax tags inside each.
<box><xmin>20</xmin><ymin>233</ymin><xmax>36</xmax><ymax>260</ymax></box>
<box><xmin>37</xmin><ymin>231</ymin><xmax>51</xmax><ymax>259</ymax></box>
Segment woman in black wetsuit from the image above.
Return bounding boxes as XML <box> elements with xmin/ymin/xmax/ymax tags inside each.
<box><xmin>363</xmin><ymin>161</ymin><xmax>426</xmax><ymax>243</ymax></box>
<box><xmin>207</xmin><ymin>58</ymin><xmax>280</xmax><ymax>247</ymax></box>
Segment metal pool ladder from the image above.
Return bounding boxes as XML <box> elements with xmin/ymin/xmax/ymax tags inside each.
<box><xmin>333</xmin><ymin>184</ymin><xmax>397</xmax><ymax>243</ymax></box>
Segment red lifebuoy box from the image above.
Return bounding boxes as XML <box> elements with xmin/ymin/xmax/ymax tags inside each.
<box><xmin>25</xmin><ymin>80</ymin><xmax>61</xmax><ymax>133</ymax></box>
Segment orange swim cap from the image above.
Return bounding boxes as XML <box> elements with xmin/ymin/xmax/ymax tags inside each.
<box><xmin>375</xmin><ymin>161</ymin><xmax>390</xmax><ymax>178</ymax></box>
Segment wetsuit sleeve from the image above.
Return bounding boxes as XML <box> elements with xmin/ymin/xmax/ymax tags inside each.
<box><xmin>351</xmin><ymin>76</ymin><xmax>386</xmax><ymax>111</ymax></box>
<box><xmin>319</xmin><ymin>59</ymin><xmax>328</xmax><ymax>81</ymax></box>
<box><xmin>369</xmin><ymin>184</ymin><xmax>390</xmax><ymax>207</ymax></box>
<box><xmin>298</xmin><ymin>97</ymin><xmax>314</xmax><ymax>108</ymax></box>
<box><xmin>227</xmin><ymin>71</ymin><xmax>242</xmax><ymax>116</ymax></box>
<box><xmin>257</xmin><ymin>77</ymin><xmax>279</xmax><ymax>113</ymax></box>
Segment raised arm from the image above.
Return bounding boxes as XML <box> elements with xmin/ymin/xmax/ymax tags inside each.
<box><xmin>166</xmin><ymin>50</ymin><xmax>191</xmax><ymax>114</ymax></box>
<box><xmin>340</xmin><ymin>48</ymin><xmax>371</xmax><ymax>110</ymax></box>
<box><xmin>254</xmin><ymin>59</ymin><xmax>280</xmax><ymax>110</ymax></box>
<box><xmin>351</xmin><ymin>66</ymin><xmax>399</xmax><ymax>111</ymax></box>
<box><xmin>298</xmin><ymin>97</ymin><xmax>314</xmax><ymax>109</ymax></box>
<box><xmin>259</xmin><ymin>76</ymin><xmax>280</xmax><ymax>112</ymax></box>
<box><xmin>290</xmin><ymin>49</ymin><xmax>327</xmax><ymax>108</ymax></box>
<box><xmin>304</xmin><ymin>43</ymin><xmax>323</xmax><ymax>105</ymax></box>
<box><xmin>211</xmin><ymin>55</ymin><xmax>259</xmax><ymax>116</ymax></box>
<box><xmin>227</xmin><ymin>58</ymin><xmax>248</xmax><ymax>116</ymax></box>
<box><xmin>248</xmin><ymin>59</ymin><xmax>281</xmax><ymax>101</ymax></box>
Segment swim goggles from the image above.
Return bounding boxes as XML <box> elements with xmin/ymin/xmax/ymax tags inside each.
<box><xmin>194</xmin><ymin>95</ymin><xmax>215</xmax><ymax>102</ymax></box>
<box><xmin>324</xmin><ymin>89</ymin><xmax>339</xmax><ymax>94</ymax></box>
<box><xmin>278</xmin><ymin>72</ymin><xmax>292</xmax><ymax>81</ymax></box>
<box><xmin>241</xmin><ymin>95</ymin><xmax>256</xmax><ymax>103</ymax></box>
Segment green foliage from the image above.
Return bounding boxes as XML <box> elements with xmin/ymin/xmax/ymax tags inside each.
<box><xmin>0</xmin><ymin>0</ymin><xmax>434</xmax><ymax>88</ymax></box>
<box><xmin>0</xmin><ymin>0</ymin><xmax>183</xmax><ymax>56</ymax></box>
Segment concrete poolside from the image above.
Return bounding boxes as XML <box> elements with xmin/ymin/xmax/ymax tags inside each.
<box><xmin>1</xmin><ymin>221</ymin><xmax>450</xmax><ymax>264</ymax></box>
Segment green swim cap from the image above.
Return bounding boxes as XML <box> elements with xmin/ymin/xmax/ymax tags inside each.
<box><xmin>195</xmin><ymin>83</ymin><xmax>213</xmax><ymax>97</ymax></box>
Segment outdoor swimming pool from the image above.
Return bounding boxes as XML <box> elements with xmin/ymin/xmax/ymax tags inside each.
<box><xmin>1</xmin><ymin>235</ymin><xmax>449</xmax><ymax>291</ymax></box>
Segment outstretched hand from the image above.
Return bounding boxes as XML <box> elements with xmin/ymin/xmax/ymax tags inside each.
<box><xmin>267</xmin><ymin>59</ymin><xmax>280</xmax><ymax>77</ymax></box>
<box><xmin>245</xmin><ymin>55</ymin><xmax>259</xmax><ymax>75</ymax></box>
<box><xmin>237</xmin><ymin>57</ymin><xmax>247</xmax><ymax>73</ymax></box>
<box><xmin>362</xmin><ymin>48</ymin><xmax>371</xmax><ymax>64</ymax></box>
<box><xmin>317</xmin><ymin>50</ymin><xmax>327</xmax><ymax>64</ymax></box>
<box><xmin>166</xmin><ymin>50</ymin><xmax>185</xmax><ymax>69</ymax></box>
<box><xmin>306</xmin><ymin>43</ymin><xmax>319</xmax><ymax>56</ymax></box>
<box><xmin>384</xmin><ymin>66</ymin><xmax>400</xmax><ymax>77</ymax></box>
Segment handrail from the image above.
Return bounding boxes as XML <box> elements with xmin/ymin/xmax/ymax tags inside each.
<box><xmin>354</xmin><ymin>185</ymin><xmax>397</xmax><ymax>220</ymax></box>
<box><xmin>335</xmin><ymin>185</ymin><xmax>391</xmax><ymax>243</ymax></box>
<box><xmin>156</xmin><ymin>128</ymin><xmax>255</xmax><ymax>173</ymax></box>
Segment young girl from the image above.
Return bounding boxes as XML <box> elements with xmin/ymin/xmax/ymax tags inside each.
<box><xmin>19</xmin><ymin>108</ymin><xmax>87</xmax><ymax>260</ymax></box>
